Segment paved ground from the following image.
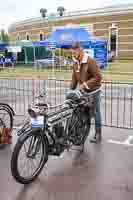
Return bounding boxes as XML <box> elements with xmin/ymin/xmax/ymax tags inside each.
<box><xmin>0</xmin><ymin>127</ymin><xmax>133</xmax><ymax>200</ymax></box>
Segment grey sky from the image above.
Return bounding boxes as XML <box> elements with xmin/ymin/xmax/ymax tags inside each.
<box><xmin>0</xmin><ymin>0</ymin><xmax>132</xmax><ymax>30</ymax></box>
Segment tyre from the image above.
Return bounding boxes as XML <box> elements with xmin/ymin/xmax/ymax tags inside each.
<box><xmin>11</xmin><ymin>128</ymin><xmax>49</xmax><ymax>184</ymax></box>
<box><xmin>0</xmin><ymin>106</ymin><xmax>14</xmax><ymax>130</ymax></box>
<box><xmin>68</xmin><ymin>109</ymin><xmax>91</xmax><ymax>146</ymax></box>
<box><xmin>0</xmin><ymin>106</ymin><xmax>13</xmax><ymax>149</ymax></box>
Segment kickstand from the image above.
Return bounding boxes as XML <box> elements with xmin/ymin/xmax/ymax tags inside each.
<box><xmin>69</xmin><ymin>143</ymin><xmax>85</xmax><ymax>152</ymax></box>
<box><xmin>80</xmin><ymin>143</ymin><xmax>84</xmax><ymax>153</ymax></box>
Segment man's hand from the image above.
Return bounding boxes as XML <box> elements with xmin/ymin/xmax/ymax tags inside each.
<box><xmin>79</xmin><ymin>83</ymin><xmax>85</xmax><ymax>91</ymax></box>
<box><xmin>80</xmin><ymin>82</ymin><xmax>90</xmax><ymax>91</ymax></box>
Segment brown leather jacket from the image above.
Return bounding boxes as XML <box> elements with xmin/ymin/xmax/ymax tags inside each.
<box><xmin>70</xmin><ymin>55</ymin><xmax>102</xmax><ymax>91</ymax></box>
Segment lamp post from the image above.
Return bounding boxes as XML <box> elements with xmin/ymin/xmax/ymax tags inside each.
<box><xmin>40</xmin><ymin>7</ymin><xmax>66</xmax><ymax>75</ymax></box>
<box><xmin>40</xmin><ymin>9</ymin><xmax>56</xmax><ymax>76</ymax></box>
<box><xmin>57</xmin><ymin>7</ymin><xmax>65</xmax><ymax>17</ymax></box>
<box><xmin>57</xmin><ymin>7</ymin><xmax>65</xmax><ymax>72</ymax></box>
<box><xmin>40</xmin><ymin>8</ymin><xmax>47</xmax><ymax>19</ymax></box>
<box><xmin>48</xmin><ymin>13</ymin><xmax>56</xmax><ymax>75</ymax></box>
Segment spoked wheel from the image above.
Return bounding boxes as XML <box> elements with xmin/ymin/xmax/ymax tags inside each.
<box><xmin>11</xmin><ymin>129</ymin><xmax>49</xmax><ymax>184</ymax></box>
<box><xmin>0</xmin><ymin>106</ymin><xmax>14</xmax><ymax>149</ymax></box>
<box><xmin>0</xmin><ymin>107</ymin><xmax>13</xmax><ymax>130</ymax></box>
<box><xmin>68</xmin><ymin>109</ymin><xmax>91</xmax><ymax>146</ymax></box>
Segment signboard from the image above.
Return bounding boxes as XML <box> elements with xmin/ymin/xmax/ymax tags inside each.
<box><xmin>7</xmin><ymin>46</ymin><xmax>22</xmax><ymax>53</ymax></box>
<box><xmin>60</xmin><ymin>33</ymin><xmax>73</xmax><ymax>41</ymax></box>
<box><xmin>83</xmin><ymin>45</ymin><xmax>107</xmax><ymax>69</ymax></box>
<box><xmin>84</xmin><ymin>49</ymin><xmax>94</xmax><ymax>58</ymax></box>
<box><xmin>0</xmin><ymin>58</ymin><xmax>12</xmax><ymax>63</ymax></box>
<box><xmin>94</xmin><ymin>47</ymin><xmax>108</xmax><ymax>69</ymax></box>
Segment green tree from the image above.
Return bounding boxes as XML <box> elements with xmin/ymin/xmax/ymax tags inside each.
<box><xmin>0</xmin><ymin>29</ymin><xmax>10</xmax><ymax>43</ymax></box>
<box><xmin>55</xmin><ymin>48</ymin><xmax>72</xmax><ymax>59</ymax></box>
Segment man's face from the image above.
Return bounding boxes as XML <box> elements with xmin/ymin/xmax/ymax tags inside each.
<box><xmin>71</xmin><ymin>48</ymin><xmax>81</xmax><ymax>60</ymax></box>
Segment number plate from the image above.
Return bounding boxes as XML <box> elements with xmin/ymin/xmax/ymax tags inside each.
<box><xmin>30</xmin><ymin>116</ymin><xmax>44</xmax><ymax>128</ymax></box>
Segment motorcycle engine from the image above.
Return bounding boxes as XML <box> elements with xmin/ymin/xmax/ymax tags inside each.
<box><xmin>52</xmin><ymin>122</ymin><xmax>64</xmax><ymax>138</ymax></box>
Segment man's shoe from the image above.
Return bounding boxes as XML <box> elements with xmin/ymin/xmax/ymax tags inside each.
<box><xmin>90</xmin><ymin>133</ymin><xmax>102</xmax><ymax>143</ymax></box>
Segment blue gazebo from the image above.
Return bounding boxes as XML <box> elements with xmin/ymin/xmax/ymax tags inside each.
<box><xmin>33</xmin><ymin>27</ymin><xmax>92</xmax><ymax>48</ymax></box>
<box><xmin>0</xmin><ymin>41</ymin><xmax>8</xmax><ymax>53</ymax></box>
<box><xmin>33</xmin><ymin>27</ymin><xmax>108</xmax><ymax>69</ymax></box>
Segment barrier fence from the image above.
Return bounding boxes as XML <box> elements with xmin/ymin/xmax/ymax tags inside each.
<box><xmin>0</xmin><ymin>77</ymin><xmax>133</xmax><ymax>129</ymax></box>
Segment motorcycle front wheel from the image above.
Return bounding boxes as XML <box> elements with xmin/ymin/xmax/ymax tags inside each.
<box><xmin>11</xmin><ymin>128</ymin><xmax>49</xmax><ymax>184</ymax></box>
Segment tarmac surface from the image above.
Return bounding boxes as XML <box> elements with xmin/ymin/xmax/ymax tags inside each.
<box><xmin>0</xmin><ymin>127</ymin><xmax>133</xmax><ymax>200</ymax></box>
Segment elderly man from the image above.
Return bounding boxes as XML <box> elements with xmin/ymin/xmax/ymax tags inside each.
<box><xmin>70</xmin><ymin>42</ymin><xmax>102</xmax><ymax>143</ymax></box>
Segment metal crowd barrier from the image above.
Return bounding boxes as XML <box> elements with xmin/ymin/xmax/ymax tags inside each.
<box><xmin>0</xmin><ymin>77</ymin><xmax>132</xmax><ymax>129</ymax></box>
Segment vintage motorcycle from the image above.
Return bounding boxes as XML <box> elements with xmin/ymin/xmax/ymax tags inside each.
<box><xmin>11</xmin><ymin>88</ymin><xmax>100</xmax><ymax>184</ymax></box>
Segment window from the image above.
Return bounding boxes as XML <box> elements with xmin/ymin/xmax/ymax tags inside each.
<box><xmin>40</xmin><ymin>33</ymin><xmax>43</xmax><ymax>41</ymax></box>
<box><xmin>110</xmin><ymin>29</ymin><xmax>117</xmax><ymax>51</ymax></box>
<box><xmin>26</xmin><ymin>34</ymin><xmax>30</xmax><ymax>40</ymax></box>
<box><xmin>17</xmin><ymin>34</ymin><xmax>20</xmax><ymax>41</ymax></box>
<box><xmin>109</xmin><ymin>25</ymin><xmax>118</xmax><ymax>58</ymax></box>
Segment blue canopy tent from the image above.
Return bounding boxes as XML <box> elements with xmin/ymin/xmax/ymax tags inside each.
<box><xmin>0</xmin><ymin>41</ymin><xmax>8</xmax><ymax>53</ymax></box>
<box><xmin>0</xmin><ymin>42</ymin><xmax>9</xmax><ymax>65</ymax></box>
<box><xmin>33</xmin><ymin>27</ymin><xmax>108</xmax><ymax>70</ymax></box>
<box><xmin>33</xmin><ymin>27</ymin><xmax>92</xmax><ymax>72</ymax></box>
<box><xmin>33</xmin><ymin>27</ymin><xmax>92</xmax><ymax>48</ymax></box>
<box><xmin>33</xmin><ymin>39</ymin><xmax>49</xmax><ymax>47</ymax></box>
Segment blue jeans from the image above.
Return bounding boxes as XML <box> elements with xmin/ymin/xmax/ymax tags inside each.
<box><xmin>95</xmin><ymin>91</ymin><xmax>102</xmax><ymax>130</ymax></box>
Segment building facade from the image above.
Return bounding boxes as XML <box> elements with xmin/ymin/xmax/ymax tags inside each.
<box><xmin>8</xmin><ymin>4</ymin><xmax>133</xmax><ymax>59</ymax></box>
